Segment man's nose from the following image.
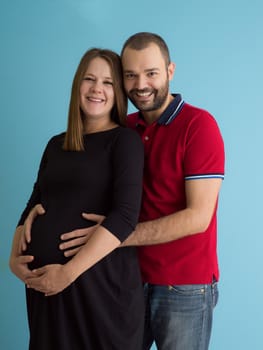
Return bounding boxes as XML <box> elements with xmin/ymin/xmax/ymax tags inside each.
<box><xmin>134</xmin><ymin>75</ymin><xmax>147</xmax><ymax>90</ymax></box>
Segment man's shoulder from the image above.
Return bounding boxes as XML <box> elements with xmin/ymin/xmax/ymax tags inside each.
<box><xmin>185</xmin><ymin>102</ymin><xmax>220</xmax><ymax>122</ymax></box>
<box><xmin>183</xmin><ymin>102</ymin><xmax>212</xmax><ymax>116</ymax></box>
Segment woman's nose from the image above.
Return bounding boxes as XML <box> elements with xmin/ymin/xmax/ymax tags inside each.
<box><xmin>91</xmin><ymin>81</ymin><xmax>102</xmax><ymax>93</ymax></box>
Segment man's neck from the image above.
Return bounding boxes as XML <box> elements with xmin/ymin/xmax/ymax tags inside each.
<box><xmin>141</xmin><ymin>94</ymin><xmax>174</xmax><ymax>125</ymax></box>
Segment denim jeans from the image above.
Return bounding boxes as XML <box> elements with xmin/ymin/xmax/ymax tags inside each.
<box><xmin>143</xmin><ymin>281</ymin><xmax>218</xmax><ymax>350</ymax></box>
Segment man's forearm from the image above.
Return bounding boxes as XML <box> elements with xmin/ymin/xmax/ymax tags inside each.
<box><xmin>121</xmin><ymin>208</ymin><xmax>207</xmax><ymax>247</ymax></box>
<box><xmin>121</xmin><ymin>220</ymin><xmax>160</xmax><ymax>247</ymax></box>
<box><xmin>122</xmin><ymin>179</ymin><xmax>222</xmax><ymax>247</ymax></box>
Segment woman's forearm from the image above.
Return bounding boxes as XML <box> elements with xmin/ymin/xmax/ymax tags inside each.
<box><xmin>65</xmin><ymin>225</ymin><xmax>121</xmax><ymax>282</ymax></box>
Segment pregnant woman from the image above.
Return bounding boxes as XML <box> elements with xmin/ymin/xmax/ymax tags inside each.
<box><xmin>9</xmin><ymin>48</ymin><xmax>144</xmax><ymax>350</ymax></box>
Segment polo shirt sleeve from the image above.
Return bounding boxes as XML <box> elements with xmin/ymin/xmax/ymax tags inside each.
<box><xmin>184</xmin><ymin>110</ymin><xmax>225</xmax><ymax>179</ymax></box>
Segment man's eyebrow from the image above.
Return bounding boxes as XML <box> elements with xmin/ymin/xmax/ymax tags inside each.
<box><xmin>145</xmin><ymin>68</ymin><xmax>160</xmax><ymax>72</ymax></box>
<box><xmin>123</xmin><ymin>68</ymin><xmax>160</xmax><ymax>73</ymax></box>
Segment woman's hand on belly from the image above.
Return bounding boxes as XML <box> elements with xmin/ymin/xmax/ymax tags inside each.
<box><xmin>25</xmin><ymin>263</ymin><xmax>75</xmax><ymax>297</ymax></box>
<box><xmin>9</xmin><ymin>225</ymin><xmax>35</xmax><ymax>283</ymax></box>
<box><xmin>20</xmin><ymin>204</ymin><xmax>46</xmax><ymax>252</ymax></box>
<box><xmin>10</xmin><ymin>254</ymin><xmax>35</xmax><ymax>283</ymax></box>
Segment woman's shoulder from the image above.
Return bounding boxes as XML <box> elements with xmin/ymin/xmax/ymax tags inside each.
<box><xmin>113</xmin><ymin>126</ymin><xmax>143</xmax><ymax>152</ymax></box>
<box><xmin>45</xmin><ymin>132</ymin><xmax>66</xmax><ymax>148</ymax></box>
<box><xmin>115</xmin><ymin>126</ymin><xmax>141</xmax><ymax>141</ymax></box>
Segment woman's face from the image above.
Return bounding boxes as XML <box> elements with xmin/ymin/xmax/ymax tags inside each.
<box><xmin>80</xmin><ymin>57</ymin><xmax>115</xmax><ymax>121</ymax></box>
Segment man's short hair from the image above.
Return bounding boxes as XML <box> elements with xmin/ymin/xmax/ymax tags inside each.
<box><xmin>121</xmin><ymin>32</ymin><xmax>171</xmax><ymax>67</ymax></box>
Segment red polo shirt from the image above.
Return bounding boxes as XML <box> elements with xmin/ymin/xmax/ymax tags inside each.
<box><xmin>127</xmin><ymin>94</ymin><xmax>225</xmax><ymax>285</ymax></box>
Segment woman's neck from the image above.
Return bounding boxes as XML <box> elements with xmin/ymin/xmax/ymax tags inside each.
<box><xmin>83</xmin><ymin>119</ymin><xmax>118</xmax><ymax>134</ymax></box>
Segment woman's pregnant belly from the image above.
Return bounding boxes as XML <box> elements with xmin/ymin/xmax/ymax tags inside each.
<box><xmin>25</xmin><ymin>208</ymin><xmax>94</xmax><ymax>270</ymax></box>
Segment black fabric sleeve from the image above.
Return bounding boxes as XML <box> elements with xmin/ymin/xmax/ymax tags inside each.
<box><xmin>101</xmin><ymin>128</ymin><xmax>144</xmax><ymax>242</ymax></box>
<box><xmin>17</xmin><ymin>139</ymin><xmax>51</xmax><ymax>226</ymax></box>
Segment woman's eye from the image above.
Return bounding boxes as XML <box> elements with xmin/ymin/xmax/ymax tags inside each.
<box><xmin>104</xmin><ymin>81</ymin><xmax>113</xmax><ymax>85</ymax></box>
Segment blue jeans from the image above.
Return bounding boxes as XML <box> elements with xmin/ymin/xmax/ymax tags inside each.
<box><xmin>143</xmin><ymin>281</ymin><xmax>218</xmax><ymax>350</ymax></box>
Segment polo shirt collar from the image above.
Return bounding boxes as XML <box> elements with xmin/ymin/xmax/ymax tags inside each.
<box><xmin>137</xmin><ymin>93</ymin><xmax>184</xmax><ymax>126</ymax></box>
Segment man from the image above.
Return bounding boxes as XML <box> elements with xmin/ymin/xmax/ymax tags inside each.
<box><xmin>14</xmin><ymin>33</ymin><xmax>225</xmax><ymax>350</ymax></box>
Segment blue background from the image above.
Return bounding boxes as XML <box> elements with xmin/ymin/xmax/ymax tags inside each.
<box><xmin>1</xmin><ymin>0</ymin><xmax>262</xmax><ymax>349</ymax></box>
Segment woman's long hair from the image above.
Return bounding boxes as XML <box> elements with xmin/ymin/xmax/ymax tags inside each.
<box><xmin>63</xmin><ymin>48</ymin><xmax>127</xmax><ymax>151</ymax></box>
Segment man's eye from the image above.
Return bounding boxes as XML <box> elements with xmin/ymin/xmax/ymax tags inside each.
<box><xmin>148</xmin><ymin>71</ymin><xmax>157</xmax><ymax>77</ymax></box>
<box><xmin>125</xmin><ymin>73</ymin><xmax>135</xmax><ymax>79</ymax></box>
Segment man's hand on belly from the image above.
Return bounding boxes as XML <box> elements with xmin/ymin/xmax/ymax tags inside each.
<box><xmin>60</xmin><ymin>213</ymin><xmax>105</xmax><ymax>257</ymax></box>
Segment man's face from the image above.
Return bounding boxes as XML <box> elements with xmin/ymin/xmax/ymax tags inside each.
<box><xmin>121</xmin><ymin>43</ymin><xmax>175</xmax><ymax>114</ymax></box>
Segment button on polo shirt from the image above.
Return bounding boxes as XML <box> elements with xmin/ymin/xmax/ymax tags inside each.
<box><xmin>134</xmin><ymin>93</ymin><xmax>185</xmax><ymax>160</ymax></box>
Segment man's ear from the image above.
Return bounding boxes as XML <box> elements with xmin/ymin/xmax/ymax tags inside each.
<box><xmin>168</xmin><ymin>62</ymin><xmax>176</xmax><ymax>81</ymax></box>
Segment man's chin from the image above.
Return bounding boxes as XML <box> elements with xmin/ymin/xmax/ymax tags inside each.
<box><xmin>130</xmin><ymin>99</ymin><xmax>154</xmax><ymax>111</ymax></box>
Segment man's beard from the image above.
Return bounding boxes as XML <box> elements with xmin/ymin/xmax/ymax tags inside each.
<box><xmin>127</xmin><ymin>81</ymin><xmax>169</xmax><ymax>112</ymax></box>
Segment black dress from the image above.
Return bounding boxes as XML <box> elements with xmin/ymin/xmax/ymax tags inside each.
<box><xmin>19</xmin><ymin>127</ymin><xmax>144</xmax><ymax>350</ymax></box>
